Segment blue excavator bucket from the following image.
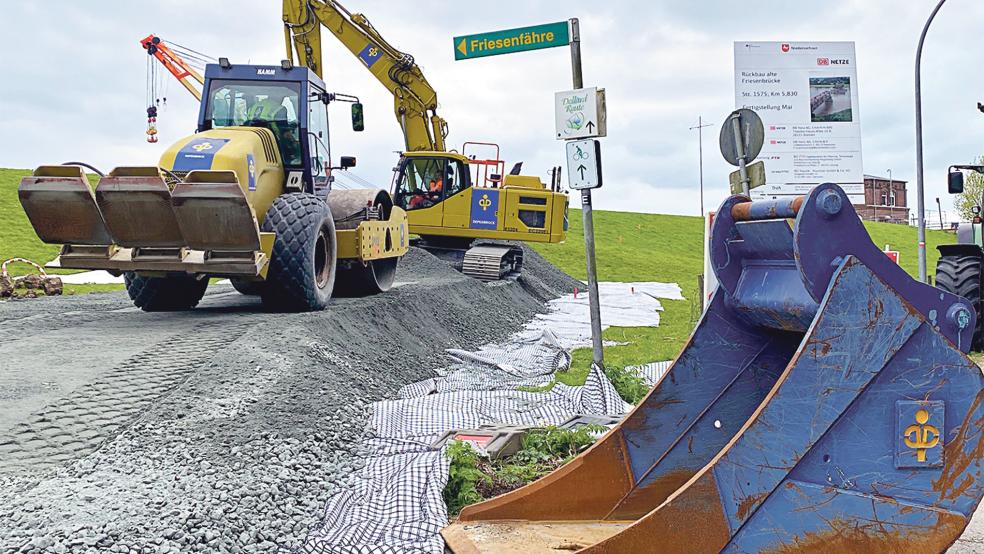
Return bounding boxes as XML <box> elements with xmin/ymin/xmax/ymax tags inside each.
<box><xmin>442</xmin><ymin>183</ymin><xmax>984</xmax><ymax>553</ymax></box>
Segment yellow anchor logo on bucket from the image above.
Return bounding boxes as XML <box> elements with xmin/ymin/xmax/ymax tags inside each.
<box><xmin>903</xmin><ymin>409</ymin><xmax>940</xmax><ymax>463</ymax></box>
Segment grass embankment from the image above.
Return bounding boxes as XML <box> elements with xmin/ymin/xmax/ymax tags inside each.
<box><xmin>0</xmin><ymin>168</ymin><xmax>122</xmax><ymax>295</ymax></box>
<box><xmin>531</xmin><ymin>207</ymin><xmax>955</xmax><ymax>393</ymax></box>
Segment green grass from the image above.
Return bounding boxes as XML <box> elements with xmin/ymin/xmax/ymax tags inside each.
<box><xmin>532</xmin><ymin>208</ymin><xmax>956</xmax><ymax>394</ymax></box>
<box><xmin>0</xmin><ymin>168</ymin><xmax>123</xmax><ymax>295</ymax></box>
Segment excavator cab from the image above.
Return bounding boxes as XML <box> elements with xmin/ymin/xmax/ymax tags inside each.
<box><xmin>392</xmin><ymin>154</ymin><xmax>468</xmax><ymax>216</ymax></box>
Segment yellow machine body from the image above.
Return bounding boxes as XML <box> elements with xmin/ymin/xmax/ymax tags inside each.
<box><xmin>159</xmin><ymin>128</ymin><xmax>286</xmax><ymax>227</ymax></box>
<box><xmin>396</xmin><ymin>152</ymin><xmax>568</xmax><ymax>245</ymax></box>
<box><xmin>18</xmin><ymin>127</ymin><xmax>407</xmax><ymax>282</ymax></box>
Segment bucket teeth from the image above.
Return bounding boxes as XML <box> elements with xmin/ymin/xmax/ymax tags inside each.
<box><xmin>18</xmin><ymin>165</ymin><xmax>113</xmax><ymax>246</ymax></box>
<box><xmin>95</xmin><ymin>167</ymin><xmax>184</xmax><ymax>248</ymax></box>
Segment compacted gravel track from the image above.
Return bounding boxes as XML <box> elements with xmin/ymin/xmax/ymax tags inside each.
<box><xmin>0</xmin><ymin>246</ymin><xmax>578</xmax><ymax>553</ymax></box>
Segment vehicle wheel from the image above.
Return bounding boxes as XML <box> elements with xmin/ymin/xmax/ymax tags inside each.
<box><xmin>260</xmin><ymin>193</ymin><xmax>336</xmax><ymax>311</ymax></box>
<box><xmin>124</xmin><ymin>272</ymin><xmax>208</xmax><ymax>311</ymax></box>
<box><xmin>230</xmin><ymin>278</ymin><xmax>264</xmax><ymax>296</ymax></box>
<box><xmin>936</xmin><ymin>254</ymin><xmax>984</xmax><ymax>350</ymax></box>
<box><xmin>334</xmin><ymin>258</ymin><xmax>399</xmax><ymax>297</ymax></box>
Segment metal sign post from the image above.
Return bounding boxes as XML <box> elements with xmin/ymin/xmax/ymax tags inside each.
<box><xmin>719</xmin><ymin>109</ymin><xmax>765</xmax><ymax>196</ymax></box>
<box><xmin>566</xmin><ymin>18</ymin><xmax>605</xmax><ymax>370</ymax></box>
<box><xmin>731</xmin><ymin>114</ymin><xmax>750</xmax><ymax>194</ymax></box>
<box><xmin>454</xmin><ymin>18</ymin><xmax>605</xmax><ymax>367</ymax></box>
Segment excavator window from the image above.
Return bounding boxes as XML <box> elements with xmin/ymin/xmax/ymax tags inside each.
<box><xmin>395</xmin><ymin>157</ymin><xmax>448</xmax><ymax>211</ymax></box>
<box><xmin>205</xmin><ymin>80</ymin><xmax>303</xmax><ymax>166</ymax></box>
<box><xmin>445</xmin><ymin>160</ymin><xmax>468</xmax><ymax>197</ymax></box>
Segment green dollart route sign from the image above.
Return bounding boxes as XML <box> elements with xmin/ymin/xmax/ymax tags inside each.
<box><xmin>454</xmin><ymin>21</ymin><xmax>570</xmax><ymax>61</ymax></box>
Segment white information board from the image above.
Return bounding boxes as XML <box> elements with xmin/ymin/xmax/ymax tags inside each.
<box><xmin>734</xmin><ymin>42</ymin><xmax>864</xmax><ymax>202</ymax></box>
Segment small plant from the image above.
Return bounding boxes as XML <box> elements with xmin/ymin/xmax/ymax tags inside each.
<box><xmin>604</xmin><ymin>365</ymin><xmax>650</xmax><ymax>405</ymax></box>
<box><xmin>517</xmin><ymin>425</ymin><xmax>601</xmax><ymax>462</ymax></box>
<box><xmin>443</xmin><ymin>441</ymin><xmax>490</xmax><ymax>516</ymax></box>
<box><xmin>443</xmin><ymin>426</ymin><xmax>606</xmax><ymax>515</ymax></box>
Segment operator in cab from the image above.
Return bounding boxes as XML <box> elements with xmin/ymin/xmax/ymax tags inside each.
<box><xmin>246</xmin><ymin>91</ymin><xmax>301</xmax><ymax>166</ymax></box>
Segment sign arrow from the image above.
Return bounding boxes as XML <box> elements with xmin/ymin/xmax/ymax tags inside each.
<box><xmin>456</xmin><ymin>39</ymin><xmax>468</xmax><ymax>58</ymax></box>
<box><xmin>586</xmin><ymin>121</ymin><xmax>595</xmax><ymax>133</ymax></box>
<box><xmin>577</xmin><ymin>164</ymin><xmax>588</xmax><ymax>179</ymax></box>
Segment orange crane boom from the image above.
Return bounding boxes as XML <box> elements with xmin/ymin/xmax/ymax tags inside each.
<box><xmin>140</xmin><ymin>34</ymin><xmax>204</xmax><ymax>101</ymax></box>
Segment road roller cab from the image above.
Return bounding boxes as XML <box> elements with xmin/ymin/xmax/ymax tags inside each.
<box><xmin>18</xmin><ymin>62</ymin><xmax>408</xmax><ymax>312</ymax></box>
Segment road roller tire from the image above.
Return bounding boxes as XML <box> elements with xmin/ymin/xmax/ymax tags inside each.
<box><xmin>936</xmin><ymin>254</ymin><xmax>984</xmax><ymax>350</ymax></box>
<box><xmin>124</xmin><ymin>272</ymin><xmax>208</xmax><ymax>311</ymax></box>
<box><xmin>259</xmin><ymin>193</ymin><xmax>336</xmax><ymax>312</ymax></box>
<box><xmin>230</xmin><ymin>278</ymin><xmax>264</xmax><ymax>296</ymax></box>
<box><xmin>333</xmin><ymin>257</ymin><xmax>398</xmax><ymax>297</ymax></box>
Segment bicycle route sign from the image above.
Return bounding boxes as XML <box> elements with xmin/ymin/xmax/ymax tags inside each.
<box><xmin>566</xmin><ymin>139</ymin><xmax>602</xmax><ymax>190</ymax></box>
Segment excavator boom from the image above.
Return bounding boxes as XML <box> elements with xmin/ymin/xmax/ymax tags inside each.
<box><xmin>282</xmin><ymin>1</ymin><xmax>567</xmax><ymax>282</ymax></box>
<box><xmin>283</xmin><ymin>0</ymin><xmax>446</xmax><ymax>152</ymax></box>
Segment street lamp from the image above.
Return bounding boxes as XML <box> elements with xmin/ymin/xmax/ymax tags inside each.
<box><xmin>914</xmin><ymin>0</ymin><xmax>948</xmax><ymax>283</ymax></box>
<box><xmin>690</xmin><ymin>116</ymin><xmax>713</xmax><ymax>217</ymax></box>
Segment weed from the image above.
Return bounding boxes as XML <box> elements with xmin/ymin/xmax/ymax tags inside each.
<box><xmin>443</xmin><ymin>426</ymin><xmax>605</xmax><ymax>514</ymax></box>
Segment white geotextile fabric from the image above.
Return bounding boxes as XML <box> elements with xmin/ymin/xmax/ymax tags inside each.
<box><xmin>300</xmin><ymin>282</ymin><xmax>681</xmax><ymax>554</ymax></box>
<box><xmin>520</xmin><ymin>281</ymin><xmax>683</xmax><ymax>345</ymax></box>
<box><xmin>57</xmin><ymin>270</ymin><xmax>124</xmax><ymax>284</ymax></box>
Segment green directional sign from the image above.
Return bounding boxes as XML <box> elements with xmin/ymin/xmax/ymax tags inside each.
<box><xmin>454</xmin><ymin>21</ymin><xmax>570</xmax><ymax>61</ymax></box>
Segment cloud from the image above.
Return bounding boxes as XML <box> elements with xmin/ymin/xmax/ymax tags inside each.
<box><xmin>1</xmin><ymin>0</ymin><xmax>982</xmax><ymax>217</ymax></box>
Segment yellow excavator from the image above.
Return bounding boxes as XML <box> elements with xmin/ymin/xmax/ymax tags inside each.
<box><xmin>283</xmin><ymin>0</ymin><xmax>569</xmax><ymax>280</ymax></box>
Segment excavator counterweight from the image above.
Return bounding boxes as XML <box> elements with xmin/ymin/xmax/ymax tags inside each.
<box><xmin>443</xmin><ymin>184</ymin><xmax>984</xmax><ymax>553</ymax></box>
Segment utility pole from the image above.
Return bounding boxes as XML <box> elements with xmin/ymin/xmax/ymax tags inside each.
<box><xmin>690</xmin><ymin>116</ymin><xmax>713</xmax><ymax>216</ymax></box>
<box><xmin>915</xmin><ymin>0</ymin><xmax>948</xmax><ymax>282</ymax></box>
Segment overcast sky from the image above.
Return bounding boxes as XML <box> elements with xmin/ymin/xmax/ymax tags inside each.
<box><xmin>2</xmin><ymin>0</ymin><xmax>983</xmax><ymax>217</ymax></box>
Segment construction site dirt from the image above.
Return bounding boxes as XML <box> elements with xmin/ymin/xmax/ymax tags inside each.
<box><xmin>0</xmin><ymin>246</ymin><xmax>578</xmax><ymax>552</ymax></box>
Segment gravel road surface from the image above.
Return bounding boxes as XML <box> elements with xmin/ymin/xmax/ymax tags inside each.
<box><xmin>0</xmin><ymin>246</ymin><xmax>578</xmax><ymax>553</ymax></box>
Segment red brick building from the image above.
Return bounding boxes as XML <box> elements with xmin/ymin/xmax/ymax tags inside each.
<box><xmin>854</xmin><ymin>174</ymin><xmax>909</xmax><ymax>224</ymax></box>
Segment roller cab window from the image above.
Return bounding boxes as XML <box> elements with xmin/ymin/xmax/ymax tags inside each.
<box><xmin>205</xmin><ymin>80</ymin><xmax>303</xmax><ymax>166</ymax></box>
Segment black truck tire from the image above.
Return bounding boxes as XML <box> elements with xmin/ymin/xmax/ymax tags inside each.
<box><xmin>259</xmin><ymin>193</ymin><xmax>337</xmax><ymax>311</ymax></box>
<box><xmin>936</xmin><ymin>254</ymin><xmax>984</xmax><ymax>350</ymax></box>
<box><xmin>230</xmin><ymin>278</ymin><xmax>265</xmax><ymax>296</ymax></box>
<box><xmin>124</xmin><ymin>272</ymin><xmax>208</xmax><ymax>311</ymax></box>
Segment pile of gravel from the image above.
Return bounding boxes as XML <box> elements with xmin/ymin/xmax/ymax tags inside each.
<box><xmin>0</xmin><ymin>246</ymin><xmax>577</xmax><ymax>552</ymax></box>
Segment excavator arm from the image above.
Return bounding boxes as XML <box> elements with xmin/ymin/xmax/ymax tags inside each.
<box><xmin>282</xmin><ymin>0</ymin><xmax>448</xmax><ymax>152</ymax></box>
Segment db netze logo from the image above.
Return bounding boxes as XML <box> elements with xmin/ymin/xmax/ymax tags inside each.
<box><xmin>817</xmin><ymin>57</ymin><xmax>830</xmax><ymax>66</ymax></box>
<box><xmin>781</xmin><ymin>43</ymin><xmax>790</xmax><ymax>53</ymax></box>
